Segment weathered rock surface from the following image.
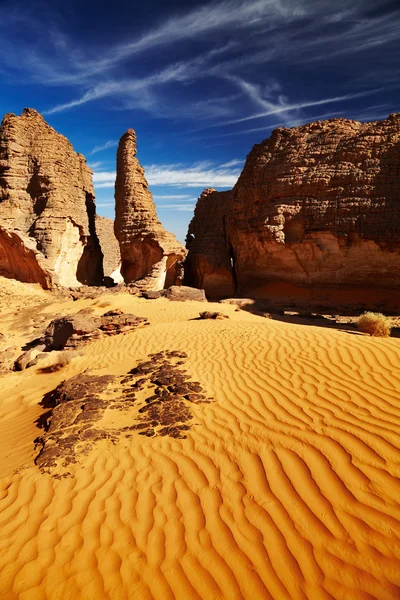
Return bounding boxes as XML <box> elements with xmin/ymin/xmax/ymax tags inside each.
<box><xmin>95</xmin><ymin>215</ymin><xmax>122</xmax><ymax>284</ymax></box>
<box><xmin>34</xmin><ymin>351</ymin><xmax>213</xmax><ymax>473</ymax></box>
<box><xmin>186</xmin><ymin>188</ymin><xmax>235</xmax><ymax>298</ymax></box>
<box><xmin>186</xmin><ymin>114</ymin><xmax>400</xmax><ymax>311</ymax></box>
<box><xmin>198</xmin><ymin>311</ymin><xmax>229</xmax><ymax>320</ymax></box>
<box><xmin>0</xmin><ymin>108</ymin><xmax>103</xmax><ymax>288</ymax></box>
<box><xmin>165</xmin><ymin>286</ymin><xmax>206</xmax><ymax>302</ymax></box>
<box><xmin>42</xmin><ymin>308</ymin><xmax>149</xmax><ymax>350</ymax></box>
<box><xmin>114</xmin><ymin>129</ymin><xmax>186</xmax><ymax>290</ymax></box>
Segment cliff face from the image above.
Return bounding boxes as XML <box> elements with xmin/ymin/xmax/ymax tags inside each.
<box><xmin>95</xmin><ymin>216</ymin><xmax>122</xmax><ymax>284</ymax></box>
<box><xmin>114</xmin><ymin>129</ymin><xmax>186</xmax><ymax>290</ymax></box>
<box><xmin>185</xmin><ymin>188</ymin><xmax>235</xmax><ymax>298</ymax></box>
<box><xmin>186</xmin><ymin>114</ymin><xmax>400</xmax><ymax>311</ymax></box>
<box><xmin>0</xmin><ymin>108</ymin><xmax>103</xmax><ymax>287</ymax></box>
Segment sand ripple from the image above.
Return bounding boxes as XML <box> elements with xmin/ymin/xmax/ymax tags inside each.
<box><xmin>1</xmin><ymin>297</ymin><xmax>400</xmax><ymax>599</ymax></box>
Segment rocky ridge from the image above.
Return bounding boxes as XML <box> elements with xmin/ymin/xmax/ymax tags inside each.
<box><xmin>186</xmin><ymin>114</ymin><xmax>400</xmax><ymax>311</ymax></box>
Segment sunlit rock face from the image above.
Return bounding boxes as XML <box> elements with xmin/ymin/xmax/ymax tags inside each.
<box><xmin>186</xmin><ymin>114</ymin><xmax>400</xmax><ymax>312</ymax></box>
<box><xmin>0</xmin><ymin>108</ymin><xmax>103</xmax><ymax>288</ymax></box>
<box><xmin>95</xmin><ymin>215</ymin><xmax>123</xmax><ymax>284</ymax></box>
<box><xmin>114</xmin><ymin>129</ymin><xmax>186</xmax><ymax>291</ymax></box>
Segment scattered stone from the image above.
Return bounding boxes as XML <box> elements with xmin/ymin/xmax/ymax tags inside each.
<box><xmin>143</xmin><ymin>290</ymin><xmax>164</xmax><ymax>300</ymax></box>
<box><xmin>14</xmin><ymin>345</ymin><xmax>46</xmax><ymax>371</ymax></box>
<box><xmin>165</xmin><ymin>286</ymin><xmax>207</xmax><ymax>302</ymax></box>
<box><xmin>41</xmin><ymin>309</ymin><xmax>149</xmax><ymax>350</ymax></box>
<box><xmin>199</xmin><ymin>311</ymin><xmax>229</xmax><ymax>320</ymax></box>
<box><xmin>34</xmin><ymin>351</ymin><xmax>213</xmax><ymax>474</ymax></box>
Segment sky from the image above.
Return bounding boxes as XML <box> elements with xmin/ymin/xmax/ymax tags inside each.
<box><xmin>0</xmin><ymin>0</ymin><xmax>399</xmax><ymax>243</ymax></box>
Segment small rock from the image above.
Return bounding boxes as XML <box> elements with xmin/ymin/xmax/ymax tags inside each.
<box><xmin>199</xmin><ymin>311</ymin><xmax>229</xmax><ymax>320</ymax></box>
<box><xmin>166</xmin><ymin>286</ymin><xmax>206</xmax><ymax>302</ymax></box>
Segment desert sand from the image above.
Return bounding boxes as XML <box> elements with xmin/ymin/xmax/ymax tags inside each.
<box><xmin>0</xmin><ymin>278</ymin><xmax>400</xmax><ymax>599</ymax></box>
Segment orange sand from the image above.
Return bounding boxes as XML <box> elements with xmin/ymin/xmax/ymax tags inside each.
<box><xmin>0</xmin><ymin>281</ymin><xmax>400</xmax><ymax>599</ymax></box>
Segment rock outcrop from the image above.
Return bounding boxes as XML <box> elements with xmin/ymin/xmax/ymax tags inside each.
<box><xmin>0</xmin><ymin>108</ymin><xmax>103</xmax><ymax>287</ymax></box>
<box><xmin>186</xmin><ymin>114</ymin><xmax>400</xmax><ymax>312</ymax></box>
<box><xmin>114</xmin><ymin>129</ymin><xmax>186</xmax><ymax>290</ymax></box>
<box><xmin>95</xmin><ymin>216</ymin><xmax>122</xmax><ymax>283</ymax></box>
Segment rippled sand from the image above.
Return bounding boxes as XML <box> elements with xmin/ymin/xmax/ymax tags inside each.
<box><xmin>1</xmin><ymin>286</ymin><xmax>400</xmax><ymax>599</ymax></box>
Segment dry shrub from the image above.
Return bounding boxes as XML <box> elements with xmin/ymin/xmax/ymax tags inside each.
<box><xmin>37</xmin><ymin>350</ymin><xmax>79</xmax><ymax>374</ymax></box>
<box><xmin>357</xmin><ymin>312</ymin><xmax>392</xmax><ymax>337</ymax></box>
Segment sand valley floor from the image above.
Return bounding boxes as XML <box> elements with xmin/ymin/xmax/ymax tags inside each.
<box><xmin>0</xmin><ymin>280</ymin><xmax>400</xmax><ymax>599</ymax></box>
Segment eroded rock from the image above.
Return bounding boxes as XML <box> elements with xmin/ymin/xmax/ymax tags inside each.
<box><xmin>186</xmin><ymin>114</ymin><xmax>400</xmax><ymax>311</ymax></box>
<box><xmin>165</xmin><ymin>285</ymin><xmax>206</xmax><ymax>302</ymax></box>
<box><xmin>42</xmin><ymin>309</ymin><xmax>149</xmax><ymax>350</ymax></box>
<box><xmin>114</xmin><ymin>129</ymin><xmax>186</xmax><ymax>290</ymax></box>
<box><xmin>34</xmin><ymin>351</ymin><xmax>213</xmax><ymax>474</ymax></box>
<box><xmin>0</xmin><ymin>108</ymin><xmax>103</xmax><ymax>288</ymax></box>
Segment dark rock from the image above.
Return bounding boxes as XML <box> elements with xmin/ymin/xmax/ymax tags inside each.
<box><xmin>165</xmin><ymin>286</ymin><xmax>207</xmax><ymax>302</ymax></box>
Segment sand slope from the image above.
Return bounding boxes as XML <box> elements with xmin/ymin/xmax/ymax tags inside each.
<box><xmin>0</xmin><ymin>291</ymin><xmax>400</xmax><ymax>599</ymax></box>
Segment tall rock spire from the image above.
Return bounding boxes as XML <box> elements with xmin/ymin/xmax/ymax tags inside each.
<box><xmin>114</xmin><ymin>129</ymin><xmax>186</xmax><ymax>290</ymax></box>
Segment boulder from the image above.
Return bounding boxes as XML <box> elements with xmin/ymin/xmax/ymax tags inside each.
<box><xmin>165</xmin><ymin>286</ymin><xmax>206</xmax><ymax>302</ymax></box>
<box><xmin>42</xmin><ymin>309</ymin><xmax>149</xmax><ymax>350</ymax></box>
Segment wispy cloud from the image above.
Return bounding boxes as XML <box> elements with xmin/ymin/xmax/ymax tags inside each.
<box><xmin>219</xmin><ymin>158</ymin><xmax>244</xmax><ymax>167</ymax></box>
<box><xmin>1</xmin><ymin>0</ymin><xmax>399</xmax><ymax>136</ymax></box>
<box><xmin>153</xmin><ymin>194</ymin><xmax>193</xmax><ymax>200</ymax></box>
<box><xmin>157</xmin><ymin>203</ymin><xmax>196</xmax><ymax>212</ymax></box>
<box><xmin>90</xmin><ymin>140</ymin><xmax>118</xmax><ymax>155</ymax></box>
<box><xmin>92</xmin><ymin>161</ymin><xmax>240</xmax><ymax>188</ymax></box>
<box><xmin>88</xmin><ymin>161</ymin><xmax>104</xmax><ymax>169</ymax></box>
<box><xmin>193</xmin><ymin>86</ymin><xmax>387</xmax><ymax>131</ymax></box>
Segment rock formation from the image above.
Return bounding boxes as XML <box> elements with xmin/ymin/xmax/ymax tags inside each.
<box><xmin>185</xmin><ymin>188</ymin><xmax>235</xmax><ymax>298</ymax></box>
<box><xmin>186</xmin><ymin>114</ymin><xmax>400</xmax><ymax>312</ymax></box>
<box><xmin>114</xmin><ymin>129</ymin><xmax>186</xmax><ymax>290</ymax></box>
<box><xmin>95</xmin><ymin>216</ymin><xmax>122</xmax><ymax>283</ymax></box>
<box><xmin>0</xmin><ymin>108</ymin><xmax>103</xmax><ymax>287</ymax></box>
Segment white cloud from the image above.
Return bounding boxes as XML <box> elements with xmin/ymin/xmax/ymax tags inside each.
<box><xmin>95</xmin><ymin>182</ymin><xmax>115</xmax><ymax>189</ymax></box>
<box><xmin>90</xmin><ymin>140</ymin><xmax>118</xmax><ymax>155</ymax></box>
<box><xmin>195</xmin><ymin>86</ymin><xmax>387</xmax><ymax>130</ymax></box>
<box><xmin>96</xmin><ymin>202</ymin><xmax>115</xmax><ymax>207</ymax></box>
<box><xmin>157</xmin><ymin>203</ymin><xmax>196</xmax><ymax>211</ymax></box>
<box><xmin>219</xmin><ymin>158</ymin><xmax>244</xmax><ymax>167</ymax></box>
<box><xmin>153</xmin><ymin>194</ymin><xmax>193</xmax><ymax>200</ymax></box>
<box><xmin>92</xmin><ymin>161</ymin><xmax>240</xmax><ymax>188</ymax></box>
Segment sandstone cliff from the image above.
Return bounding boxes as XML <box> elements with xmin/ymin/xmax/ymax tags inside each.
<box><xmin>114</xmin><ymin>129</ymin><xmax>186</xmax><ymax>290</ymax></box>
<box><xmin>186</xmin><ymin>114</ymin><xmax>400</xmax><ymax>311</ymax></box>
<box><xmin>95</xmin><ymin>215</ymin><xmax>122</xmax><ymax>284</ymax></box>
<box><xmin>0</xmin><ymin>108</ymin><xmax>103</xmax><ymax>287</ymax></box>
<box><xmin>185</xmin><ymin>188</ymin><xmax>235</xmax><ymax>297</ymax></box>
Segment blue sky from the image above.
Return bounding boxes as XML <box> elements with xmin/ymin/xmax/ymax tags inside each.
<box><xmin>1</xmin><ymin>0</ymin><xmax>399</xmax><ymax>242</ymax></box>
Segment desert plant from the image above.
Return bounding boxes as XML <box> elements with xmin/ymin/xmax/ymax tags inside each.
<box><xmin>356</xmin><ymin>312</ymin><xmax>392</xmax><ymax>337</ymax></box>
<box><xmin>37</xmin><ymin>350</ymin><xmax>80</xmax><ymax>374</ymax></box>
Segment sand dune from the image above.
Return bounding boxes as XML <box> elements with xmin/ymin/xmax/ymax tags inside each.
<box><xmin>1</xmin><ymin>289</ymin><xmax>400</xmax><ymax>599</ymax></box>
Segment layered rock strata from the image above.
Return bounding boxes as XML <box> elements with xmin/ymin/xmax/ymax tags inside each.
<box><xmin>114</xmin><ymin>129</ymin><xmax>186</xmax><ymax>290</ymax></box>
<box><xmin>0</xmin><ymin>108</ymin><xmax>103</xmax><ymax>287</ymax></box>
<box><xmin>186</xmin><ymin>114</ymin><xmax>400</xmax><ymax>311</ymax></box>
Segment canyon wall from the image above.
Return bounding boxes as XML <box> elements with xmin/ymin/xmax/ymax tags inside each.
<box><xmin>95</xmin><ymin>216</ymin><xmax>122</xmax><ymax>284</ymax></box>
<box><xmin>186</xmin><ymin>114</ymin><xmax>400</xmax><ymax>311</ymax></box>
<box><xmin>114</xmin><ymin>129</ymin><xmax>186</xmax><ymax>290</ymax></box>
<box><xmin>0</xmin><ymin>108</ymin><xmax>103</xmax><ymax>287</ymax></box>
